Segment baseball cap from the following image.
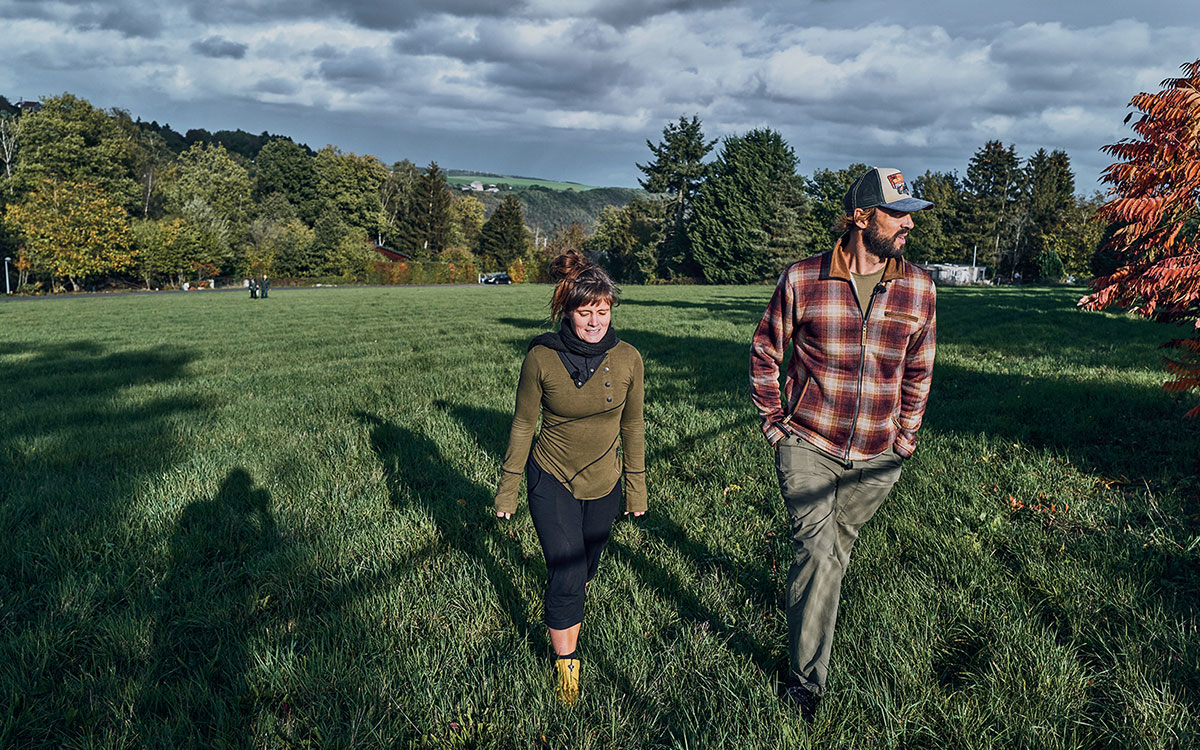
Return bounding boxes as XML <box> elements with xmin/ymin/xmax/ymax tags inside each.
<box><xmin>843</xmin><ymin>167</ymin><xmax>933</xmax><ymax>213</ymax></box>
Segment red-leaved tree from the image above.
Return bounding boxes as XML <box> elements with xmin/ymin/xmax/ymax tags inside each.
<box><xmin>1080</xmin><ymin>59</ymin><xmax>1200</xmax><ymax>416</ymax></box>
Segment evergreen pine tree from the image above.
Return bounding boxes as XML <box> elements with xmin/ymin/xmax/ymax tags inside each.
<box><xmin>637</xmin><ymin>115</ymin><xmax>714</xmax><ymax>278</ymax></box>
<box><xmin>412</xmin><ymin>162</ymin><xmax>452</xmax><ymax>258</ymax></box>
<box><xmin>964</xmin><ymin>141</ymin><xmax>1025</xmax><ymax>277</ymax></box>
<box><xmin>688</xmin><ymin>128</ymin><xmax>807</xmax><ymax>283</ymax></box>
<box><xmin>477</xmin><ymin>194</ymin><xmax>530</xmax><ymax>271</ymax></box>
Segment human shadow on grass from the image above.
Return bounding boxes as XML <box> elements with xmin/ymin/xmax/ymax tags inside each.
<box><xmin>138</xmin><ymin>467</ymin><xmax>279</xmax><ymax>745</ymax></box>
<box><xmin>0</xmin><ymin>341</ymin><xmax>206</xmax><ymax>746</ymax></box>
<box><xmin>357</xmin><ymin>412</ymin><xmax>546</xmax><ymax>654</ymax></box>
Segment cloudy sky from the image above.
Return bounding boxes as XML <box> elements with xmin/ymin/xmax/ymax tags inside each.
<box><xmin>0</xmin><ymin>0</ymin><xmax>1195</xmax><ymax>190</ymax></box>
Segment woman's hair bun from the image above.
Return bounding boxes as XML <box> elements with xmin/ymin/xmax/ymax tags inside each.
<box><xmin>550</xmin><ymin>248</ymin><xmax>591</xmax><ymax>282</ymax></box>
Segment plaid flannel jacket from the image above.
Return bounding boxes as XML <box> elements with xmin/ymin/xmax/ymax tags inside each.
<box><xmin>750</xmin><ymin>241</ymin><xmax>936</xmax><ymax>460</ymax></box>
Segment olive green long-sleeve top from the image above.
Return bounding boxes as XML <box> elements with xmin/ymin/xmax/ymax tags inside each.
<box><xmin>494</xmin><ymin>341</ymin><xmax>646</xmax><ymax>515</ymax></box>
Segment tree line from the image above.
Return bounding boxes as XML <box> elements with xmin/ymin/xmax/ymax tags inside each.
<box><xmin>0</xmin><ymin>93</ymin><xmax>1107</xmax><ymax>293</ymax></box>
<box><xmin>0</xmin><ymin>93</ymin><xmax>547</xmax><ymax>292</ymax></box>
<box><xmin>586</xmin><ymin>116</ymin><xmax>1106</xmax><ymax>284</ymax></box>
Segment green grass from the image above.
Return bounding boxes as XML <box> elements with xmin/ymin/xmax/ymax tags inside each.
<box><xmin>446</xmin><ymin>175</ymin><xmax>599</xmax><ymax>191</ymax></box>
<box><xmin>0</xmin><ymin>284</ymin><xmax>1196</xmax><ymax>748</ymax></box>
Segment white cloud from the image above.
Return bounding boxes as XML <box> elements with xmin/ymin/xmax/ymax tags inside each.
<box><xmin>0</xmin><ymin>1</ymin><xmax>1196</xmax><ymax>186</ymax></box>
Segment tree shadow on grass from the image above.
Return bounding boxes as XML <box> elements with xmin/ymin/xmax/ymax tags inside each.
<box><xmin>909</xmin><ymin>351</ymin><xmax>1199</xmax><ymax>723</ymax></box>
<box><xmin>138</xmin><ymin>467</ymin><xmax>279</xmax><ymax>745</ymax></box>
<box><xmin>356</xmin><ymin>412</ymin><xmax>546</xmax><ymax>654</ymax></box>
<box><xmin>618</xmin><ymin>294</ymin><xmax>771</xmax><ymax>328</ymax></box>
<box><xmin>0</xmin><ymin>341</ymin><xmax>207</xmax><ymax>746</ymax></box>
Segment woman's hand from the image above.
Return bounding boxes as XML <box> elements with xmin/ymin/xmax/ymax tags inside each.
<box><xmin>496</xmin><ymin>511</ymin><xmax>512</xmax><ymax>520</ymax></box>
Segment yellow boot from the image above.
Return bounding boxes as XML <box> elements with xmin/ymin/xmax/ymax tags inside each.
<box><xmin>555</xmin><ymin>658</ymin><xmax>581</xmax><ymax>705</ymax></box>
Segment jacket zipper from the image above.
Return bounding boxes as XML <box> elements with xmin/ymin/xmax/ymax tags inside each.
<box><xmin>844</xmin><ymin>284</ymin><xmax>882</xmax><ymax>460</ymax></box>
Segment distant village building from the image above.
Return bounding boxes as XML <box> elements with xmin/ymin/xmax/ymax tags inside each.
<box><xmin>921</xmin><ymin>263</ymin><xmax>987</xmax><ymax>285</ymax></box>
<box><xmin>459</xmin><ymin>180</ymin><xmax>501</xmax><ymax>193</ymax></box>
<box><xmin>16</xmin><ymin>100</ymin><xmax>41</xmax><ymax>114</ymax></box>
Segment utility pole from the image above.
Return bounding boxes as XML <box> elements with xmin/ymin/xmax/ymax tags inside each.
<box><xmin>4</xmin><ymin>256</ymin><xmax>11</xmax><ymax>294</ymax></box>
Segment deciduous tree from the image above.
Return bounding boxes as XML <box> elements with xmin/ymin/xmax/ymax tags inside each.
<box><xmin>10</xmin><ymin>94</ymin><xmax>141</xmax><ymax>212</ymax></box>
<box><xmin>798</xmin><ymin>164</ymin><xmax>868</xmax><ymax>257</ymax></box>
<box><xmin>449</xmin><ymin>194</ymin><xmax>485</xmax><ymax>252</ymax></box>
<box><xmin>0</xmin><ymin>112</ymin><xmax>18</xmax><ymax>198</ymax></box>
<box><xmin>6</xmin><ymin>179</ymin><xmax>134</xmax><ymax>291</ymax></box>
<box><xmin>255</xmin><ymin>139</ymin><xmax>320</xmax><ymax>223</ymax></box>
<box><xmin>131</xmin><ymin>217</ymin><xmax>201</xmax><ymax>288</ymax></box>
<box><xmin>585</xmin><ymin>197</ymin><xmax>666</xmax><ymax>284</ymax></box>
<box><xmin>1080</xmin><ymin>59</ymin><xmax>1200</xmax><ymax>416</ymax></box>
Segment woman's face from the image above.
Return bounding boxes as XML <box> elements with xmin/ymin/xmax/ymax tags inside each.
<box><xmin>570</xmin><ymin>299</ymin><xmax>611</xmax><ymax>344</ymax></box>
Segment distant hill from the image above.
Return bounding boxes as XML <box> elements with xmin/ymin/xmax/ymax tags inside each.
<box><xmin>445</xmin><ymin>171</ymin><xmax>599</xmax><ymax>191</ymax></box>
<box><xmin>470</xmin><ymin>185</ymin><xmax>643</xmax><ymax>234</ymax></box>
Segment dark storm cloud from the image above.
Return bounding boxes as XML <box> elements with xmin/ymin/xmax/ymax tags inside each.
<box><xmin>392</xmin><ymin>17</ymin><xmax>641</xmax><ymax>102</ymax></box>
<box><xmin>0</xmin><ymin>0</ymin><xmax>164</xmax><ymax>36</ymax></box>
<box><xmin>254</xmin><ymin>77</ymin><xmax>298</xmax><ymax>96</ymax></box>
<box><xmin>316</xmin><ymin>51</ymin><xmax>395</xmax><ymax>88</ymax></box>
<box><xmin>190</xmin><ymin>36</ymin><xmax>249</xmax><ymax>59</ymax></box>
<box><xmin>590</xmin><ymin>0</ymin><xmax>739</xmax><ymax>29</ymax></box>
<box><xmin>181</xmin><ymin>0</ymin><xmax>517</xmax><ymax>31</ymax></box>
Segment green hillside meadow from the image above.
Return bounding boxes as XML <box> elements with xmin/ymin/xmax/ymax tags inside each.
<box><xmin>446</xmin><ymin>175</ymin><xmax>598</xmax><ymax>191</ymax></box>
<box><xmin>0</xmin><ymin>284</ymin><xmax>1196</xmax><ymax>748</ymax></box>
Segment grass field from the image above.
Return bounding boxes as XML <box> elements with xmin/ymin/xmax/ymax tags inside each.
<box><xmin>0</xmin><ymin>284</ymin><xmax>1197</xmax><ymax>748</ymax></box>
<box><xmin>446</xmin><ymin>175</ymin><xmax>599</xmax><ymax>191</ymax></box>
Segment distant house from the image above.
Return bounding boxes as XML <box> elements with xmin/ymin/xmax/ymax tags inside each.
<box><xmin>374</xmin><ymin>245</ymin><xmax>411</xmax><ymax>262</ymax></box>
<box><xmin>921</xmin><ymin>263</ymin><xmax>987</xmax><ymax>285</ymax></box>
<box><xmin>17</xmin><ymin>100</ymin><xmax>41</xmax><ymax>114</ymax></box>
<box><xmin>470</xmin><ymin>181</ymin><xmax>484</xmax><ymax>191</ymax></box>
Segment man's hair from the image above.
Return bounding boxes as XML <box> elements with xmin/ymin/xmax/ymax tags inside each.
<box><xmin>833</xmin><ymin>207</ymin><xmax>876</xmax><ymax>236</ymax></box>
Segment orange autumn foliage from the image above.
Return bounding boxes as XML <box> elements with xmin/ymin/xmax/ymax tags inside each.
<box><xmin>1080</xmin><ymin>60</ymin><xmax>1200</xmax><ymax>417</ymax></box>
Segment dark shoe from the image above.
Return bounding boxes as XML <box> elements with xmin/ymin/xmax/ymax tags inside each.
<box><xmin>782</xmin><ymin>680</ymin><xmax>819</xmax><ymax>723</ymax></box>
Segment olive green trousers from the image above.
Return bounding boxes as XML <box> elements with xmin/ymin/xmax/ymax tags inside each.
<box><xmin>774</xmin><ymin>435</ymin><xmax>904</xmax><ymax>695</ymax></box>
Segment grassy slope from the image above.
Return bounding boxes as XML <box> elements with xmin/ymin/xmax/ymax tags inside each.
<box><xmin>0</xmin><ymin>285</ymin><xmax>1196</xmax><ymax>748</ymax></box>
<box><xmin>446</xmin><ymin>175</ymin><xmax>599</xmax><ymax>191</ymax></box>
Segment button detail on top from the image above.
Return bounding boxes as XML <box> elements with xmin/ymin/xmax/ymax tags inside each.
<box><xmin>604</xmin><ymin>381</ymin><xmax>611</xmax><ymax>387</ymax></box>
<box><xmin>606</xmin><ymin>396</ymin><xmax>612</xmax><ymax>402</ymax></box>
<box><xmin>604</xmin><ymin>366</ymin><xmax>609</xmax><ymax>372</ymax></box>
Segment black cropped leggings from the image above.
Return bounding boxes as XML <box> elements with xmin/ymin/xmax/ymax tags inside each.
<box><xmin>526</xmin><ymin>456</ymin><xmax>621</xmax><ymax>630</ymax></box>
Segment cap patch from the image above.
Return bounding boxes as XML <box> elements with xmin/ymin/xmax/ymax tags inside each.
<box><xmin>887</xmin><ymin>172</ymin><xmax>909</xmax><ymax>195</ymax></box>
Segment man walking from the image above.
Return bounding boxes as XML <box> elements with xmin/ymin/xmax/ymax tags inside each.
<box><xmin>749</xmin><ymin>166</ymin><xmax>937</xmax><ymax>722</ymax></box>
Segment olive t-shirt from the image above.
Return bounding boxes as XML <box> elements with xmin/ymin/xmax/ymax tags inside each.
<box><xmin>850</xmin><ymin>267</ymin><xmax>887</xmax><ymax>316</ymax></box>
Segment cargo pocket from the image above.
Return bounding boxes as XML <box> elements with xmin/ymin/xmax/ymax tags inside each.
<box><xmin>774</xmin><ymin>436</ymin><xmax>829</xmax><ymax>507</ymax></box>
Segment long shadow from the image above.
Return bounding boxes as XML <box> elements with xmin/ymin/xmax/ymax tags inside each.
<box><xmin>356</xmin><ymin>412</ymin><xmax>546</xmax><ymax>654</ymax></box>
<box><xmin>0</xmin><ymin>341</ymin><xmax>207</xmax><ymax>746</ymax></box>
<box><xmin>137</xmin><ymin>468</ymin><xmax>279</xmax><ymax>744</ymax></box>
<box><xmin>619</xmin><ymin>294</ymin><xmax>771</xmax><ymax>327</ymax></box>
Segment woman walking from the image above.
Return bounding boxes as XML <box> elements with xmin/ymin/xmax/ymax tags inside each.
<box><xmin>494</xmin><ymin>249</ymin><xmax>646</xmax><ymax>705</ymax></box>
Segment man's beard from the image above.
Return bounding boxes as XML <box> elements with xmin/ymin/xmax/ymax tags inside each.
<box><xmin>864</xmin><ymin>220</ymin><xmax>907</xmax><ymax>260</ymax></box>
